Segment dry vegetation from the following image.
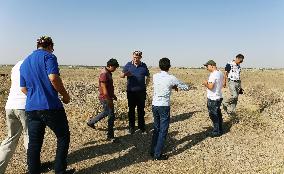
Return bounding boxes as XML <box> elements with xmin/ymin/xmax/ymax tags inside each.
<box><xmin>0</xmin><ymin>66</ymin><xmax>284</xmax><ymax>174</ymax></box>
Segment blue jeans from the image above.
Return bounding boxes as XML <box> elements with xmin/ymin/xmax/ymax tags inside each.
<box><xmin>207</xmin><ymin>98</ymin><xmax>223</xmax><ymax>134</ymax></box>
<box><xmin>26</xmin><ymin>109</ymin><xmax>70</xmax><ymax>174</ymax></box>
<box><xmin>150</xmin><ymin>106</ymin><xmax>170</xmax><ymax>158</ymax></box>
<box><xmin>88</xmin><ymin>100</ymin><xmax>115</xmax><ymax>138</ymax></box>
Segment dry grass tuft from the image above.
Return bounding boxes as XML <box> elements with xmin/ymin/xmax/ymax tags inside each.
<box><xmin>246</xmin><ymin>83</ymin><xmax>282</xmax><ymax>113</ymax></box>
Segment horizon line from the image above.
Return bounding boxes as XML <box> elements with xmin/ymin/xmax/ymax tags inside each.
<box><xmin>0</xmin><ymin>64</ymin><xmax>283</xmax><ymax>70</ymax></box>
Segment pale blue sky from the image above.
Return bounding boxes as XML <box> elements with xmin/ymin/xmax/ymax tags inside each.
<box><xmin>0</xmin><ymin>0</ymin><xmax>283</xmax><ymax>68</ymax></box>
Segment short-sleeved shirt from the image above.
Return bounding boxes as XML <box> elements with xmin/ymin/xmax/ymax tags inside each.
<box><xmin>99</xmin><ymin>67</ymin><xmax>114</xmax><ymax>100</ymax></box>
<box><xmin>152</xmin><ymin>71</ymin><xmax>189</xmax><ymax>106</ymax></box>
<box><xmin>5</xmin><ymin>60</ymin><xmax>27</xmax><ymax>110</ymax></box>
<box><xmin>225</xmin><ymin>61</ymin><xmax>241</xmax><ymax>81</ymax></box>
<box><xmin>20</xmin><ymin>49</ymin><xmax>63</xmax><ymax>111</ymax></box>
<box><xmin>122</xmin><ymin>61</ymin><xmax>150</xmax><ymax>92</ymax></box>
<box><xmin>207</xmin><ymin>70</ymin><xmax>224</xmax><ymax>100</ymax></box>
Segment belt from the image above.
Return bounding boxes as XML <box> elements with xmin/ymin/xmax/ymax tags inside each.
<box><xmin>229</xmin><ymin>79</ymin><xmax>240</xmax><ymax>82</ymax></box>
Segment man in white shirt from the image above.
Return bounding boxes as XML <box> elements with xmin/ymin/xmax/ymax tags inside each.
<box><xmin>203</xmin><ymin>60</ymin><xmax>224</xmax><ymax>137</ymax></box>
<box><xmin>222</xmin><ymin>54</ymin><xmax>244</xmax><ymax>115</ymax></box>
<box><xmin>150</xmin><ymin>58</ymin><xmax>189</xmax><ymax>160</ymax></box>
<box><xmin>0</xmin><ymin>61</ymin><xmax>28</xmax><ymax>173</ymax></box>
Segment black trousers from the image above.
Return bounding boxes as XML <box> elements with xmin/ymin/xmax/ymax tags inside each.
<box><xmin>127</xmin><ymin>90</ymin><xmax>146</xmax><ymax>130</ymax></box>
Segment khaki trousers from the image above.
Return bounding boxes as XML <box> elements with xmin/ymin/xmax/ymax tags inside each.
<box><xmin>0</xmin><ymin>109</ymin><xmax>28</xmax><ymax>174</ymax></box>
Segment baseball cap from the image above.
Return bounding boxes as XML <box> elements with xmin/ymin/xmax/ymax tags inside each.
<box><xmin>203</xmin><ymin>60</ymin><xmax>216</xmax><ymax>66</ymax></box>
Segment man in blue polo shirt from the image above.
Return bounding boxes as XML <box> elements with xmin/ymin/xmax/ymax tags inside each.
<box><xmin>120</xmin><ymin>51</ymin><xmax>150</xmax><ymax>134</ymax></box>
<box><xmin>20</xmin><ymin>36</ymin><xmax>74</xmax><ymax>174</ymax></box>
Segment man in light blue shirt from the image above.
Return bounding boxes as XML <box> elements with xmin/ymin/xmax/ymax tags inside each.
<box><xmin>150</xmin><ymin>58</ymin><xmax>189</xmax><ymax>160</ymax></box>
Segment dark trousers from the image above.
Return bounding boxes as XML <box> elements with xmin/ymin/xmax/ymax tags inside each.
<box><xmin>207</xmin><ymin>98</ymin><xmax>223</xmax><ymax>134</ymax></box>
<box><xmin>127</xmin><ymin>91</ymin><xmax>146</xmax><ymax>130</ymax></box>
<box><xmin>150</xmin><ymin>106</ymin><xmax>170</xmax><ymax>158</ymax></box>
<box><xmin>26</xmin><ymin>109</ymin><xmax>70</xmax><ymax>174</ymax></box>
<box><xmin>88</xmin><ymin>99</ymin><xmax>115</xmax><ymax>138</ymax></box>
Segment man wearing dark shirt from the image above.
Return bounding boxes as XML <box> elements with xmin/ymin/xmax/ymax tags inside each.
<box><xmin>120</xmin><ymin>51</ymin><xmax>150</xmax><ymax>134</ymax></box>
<box><xmin>87</xmin><ymin>59</ymin><xmax>119</xmax><ymax>141</ymax></box>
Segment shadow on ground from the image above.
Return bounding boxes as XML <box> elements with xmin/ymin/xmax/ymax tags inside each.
<box><xmin>44</xmin><ymin>111</ymin><xmax>237</xmax><ymax>174</ymax></box>
<box><xmin>166</xmin><ymin>115</ymin><xmax>237</xmax><ymax>157</ymax></box>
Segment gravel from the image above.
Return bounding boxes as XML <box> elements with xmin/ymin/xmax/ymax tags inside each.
<box><xmin>0</xmin><ymin>67</ymin><xmax>283</xmax><ymax>174</ymax></box>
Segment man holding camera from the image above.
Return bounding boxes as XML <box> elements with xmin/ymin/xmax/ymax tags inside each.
<box><xmin>222</xmin><ymin>54</ymin><xmax>244</xmax><ymax>116</ymax></box>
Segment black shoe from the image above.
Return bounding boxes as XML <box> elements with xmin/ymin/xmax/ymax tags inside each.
<box><xmin>139</xmin><ymin>128</ymin><xmax>147</xmax><ymax>134</ymax></box>
<box><xmin>149</xmin><ymin>152</ymin><xmax>154</xmax><ymax>157</ymax></box>
<box><xmin>153</xmin><ymin>154</ymin><xmax>169</xmax><ymax>161</ymax></box>
<box><xmin>41</xmin><ymin>161</ymin><xmax>53</xmax><ymax>172</ymax></box>
<box><xmin>87</xmin><ymin>122</ymin><xmax>95</xmax><ymax>129</ymax></box>
<box><xmin>129</xmin><ymin>127</ymin><xmax>135</xmax><ymax>134</ymax></box>
<box><xmin>64</xmin><ymin>168</ymin><xmax>76</xmax><ymax>174</ymax></box>
<box><xmin>211</xmin><ymin>131</ymin><xmax>222</xmax><ymax>137</ymax></box>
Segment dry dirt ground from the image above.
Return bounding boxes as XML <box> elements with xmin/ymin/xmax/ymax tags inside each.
<box><xmin>0</xmin><ymin>66</ymin><xmax>284</xmax><ymax>174</ymax></box>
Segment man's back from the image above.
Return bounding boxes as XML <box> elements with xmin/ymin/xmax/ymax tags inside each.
<box><xmin>20</xmin><ymin>49</ymin><xmax>63</xmax><ymax>111</ymax></box>
<box><xmin>5</xmin><ymin>61</ymin><xmax>26</xmax><ymax>110</ymax></box>
<box><xmin>152</xmin><ymin>71</ymin><xmax>189</xmax><ymax>106</ymax></box>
